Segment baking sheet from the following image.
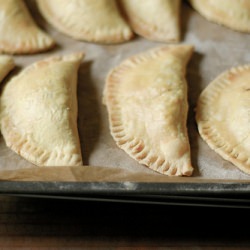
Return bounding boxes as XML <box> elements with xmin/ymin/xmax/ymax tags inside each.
<box><xmin>0</xmin><ymin>0</ymin><xmax>250</xmax><ymax>184</ymax></box>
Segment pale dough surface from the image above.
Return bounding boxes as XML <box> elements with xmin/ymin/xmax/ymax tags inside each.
<box><xmin>196</xmin><ymin>65</ymin><xmax>250</xmax><ymax>175</ymax></box>
<box><xmin>0</xmin><ymin>0</ymin><xmax>55</xmax><ymax>54</ymax></box>
<box><xmin>0</xmin><ymin>53</ymin><xmax>84</xmax><ymax>167</ymax></box>
<box><xmin>0</xmin><ymin>55</ymin><xmax>15</xmax><ymax>82</ymax></box>
<box><xmin>37</xmin><ymin>0</ymin><xmax>133</xmax><ymax>44</ymax></box>
<box><xmin>120</xmin><ymin>0</ymin><xmax>181</xmax><ymax>42</ymax></box>
<box><xmin>189</xmin><ymin>0</ymin><xmax>250</xmax><ymax>33</ymax></box>
<box><xmin>104</xmin><ymin>45</ymin><xmax>194</xmax><ymax>176</ymax></box>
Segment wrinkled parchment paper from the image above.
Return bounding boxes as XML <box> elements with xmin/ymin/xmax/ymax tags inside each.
<box><xmin>0</xmin><ymin>0</ymin><xmax>250</xmax><ymax>182</ymax></box>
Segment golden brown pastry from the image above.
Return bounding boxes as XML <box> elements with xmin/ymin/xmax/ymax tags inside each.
<box><xmin>104</xmin><ymin>45</ymin><xmax>194</xmax><ymax>176</ymax></box>
<box><xmin>0</xmin><ymin>0</ymin><xmax>55</xmax><ymax>54</ymax></box>
<box><xmin>36</xmin><ymin>0</ymin><xmax>134</xmax><ymax>44</ymax></box>
<box><xmin>196</xmin><ymin>65</ymin><xmax>250</xmax><ymax>175</ymax></box>
<box><xmin>0</xmin><ymin>52</ymin><xmax>84</xmax><ymax>167</ymax></box>
<box><xmin>189</xmin><ymin>0</ymin><xmax>250</xmax><ymax>33</ymax></box>
<box><xmin>120</xmin><ymin>0</ymin><xmax>181</xmax><ymax>42</ymax></box>
<box><xmin>0</xmin><ymin>55</ymin><xmax>15</xmax><ymax>82</ymax></box>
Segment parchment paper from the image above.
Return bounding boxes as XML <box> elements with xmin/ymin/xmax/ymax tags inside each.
<box><xmin>0</xmin><ymin>0</ymin><xmax>250</xmax><ymax>182</ymax></box>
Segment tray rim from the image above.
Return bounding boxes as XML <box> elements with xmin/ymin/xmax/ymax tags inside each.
<box><xmin>1</xmin><ymin>180</ymin><xmax>250</xmax><ymax>197</ymax></box>
<box><xmin>3</xmin><ymin>181</ymin><xmax>250</xmax><ymax>208</ymax></box>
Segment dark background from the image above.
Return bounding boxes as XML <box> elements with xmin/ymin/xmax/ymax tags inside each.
<box><xmin>0</xmin><ymin>195</ymin><xmax>250</xmax><ymax>249</ymax></box>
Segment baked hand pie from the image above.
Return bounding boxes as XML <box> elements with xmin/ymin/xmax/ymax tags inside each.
<box><xmin>36</xmin><ymin>0</ymin><xmax>134</xmax><ymax>44</ymax></box>
<box><xmin>196</xmin><ymin>65</ymin><xmax>250</xmax><ymax>175</ymax></box>
<box><xmin>0</xmin><ymin>0</ymin><xmax>55</xmax><ymax>54</ymax></box>
<box><xmin>0</xmin><ymin>55</ymin><xmax>15</xmax><ymax>82</ymax></box>
<box><xmin>104</xmin><ymin>45</ymin><xmax>194</xmax><ymax>176</ymax></box>
<box><xmin>0</xmin><ymin>53</ymin><xmax>84</xmax><ymax>167</ymax></box>
<box><xmin>189</xmin><ymin>0</ymin><xmax>250</xmax><ymax>33</ymax></box>
<box><xmin>120</xmin><ymin>0</ymin><xmax>181</xmax><ymax>42</ymax></box>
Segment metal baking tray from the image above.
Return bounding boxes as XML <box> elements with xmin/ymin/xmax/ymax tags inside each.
<box><xmin>2</xmin><ymin>180</ymin><xmax>250</xmax><ymax>208</ymax></box>
<box><xmin>0</xmin><ymin>1</ymin><xmax>250</xmax><ymax>208</ymax></box>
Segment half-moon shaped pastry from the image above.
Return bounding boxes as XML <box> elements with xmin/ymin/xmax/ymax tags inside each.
<box><xmin>36</xmin><ymin>0</ymin><xmax>134</xmax><ymax>44</ymax></box>
<box><xmin>196</xmin><ymin>65</ymin><xmax>250</xmax><ymax>175</ymax></box>
<box><xmin>0</xmin><ymin>52</ymin><xmax>84</xmax><ymax>167</ymax></box>
<box><xmin>120</xmin><ymin>0</ymin><xmax>181</xmax><ymax>42</ymax></box>
<box><xmin>104</xmin><ymin>45</ymin><xmax>194</xmax><ymax>176</ymax></box>
<box><xmin>0</xmin><ymin>56</ymin><xmax>15</xmax><ymax>82</ymax></box>
<box><xmin>189</xmin><ymin>0</ymin><xmax>250</xmax><ymax>33</ymax></box>
<box><xmin>0</xmin><ymin>0</ymin><xmax>55</xmax><ymax>54</ymax></box>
